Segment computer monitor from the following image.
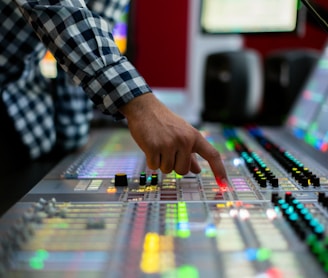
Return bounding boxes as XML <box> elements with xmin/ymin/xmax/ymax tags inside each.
<box><xmin>200</xmin><ymin>0</ymin><xmax>305</xmax><ymax>34</ymax></box>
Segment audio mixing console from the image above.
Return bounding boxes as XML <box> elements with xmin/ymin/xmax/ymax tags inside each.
<box><xmin>1</xmin><ymin>126</ymin><xmax>328</xmax><ymax>277</ymax></box>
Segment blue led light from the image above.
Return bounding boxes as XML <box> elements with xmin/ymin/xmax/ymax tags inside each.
<box><xmin>245</xmin><ymin>248</ymin><xmax>257</xmax><ymax>261</ymax></box>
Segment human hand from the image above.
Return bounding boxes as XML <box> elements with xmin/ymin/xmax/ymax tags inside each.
<box><xmin>119</xmin><ymin>93</ymin><xmax>227</xmax><ymax>183</ymax></box>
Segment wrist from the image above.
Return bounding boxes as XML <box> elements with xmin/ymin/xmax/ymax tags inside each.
<box><xmin>119</xmin><ymin>92</ymin><xmax>158</xmax><ymax>120</ymax></box>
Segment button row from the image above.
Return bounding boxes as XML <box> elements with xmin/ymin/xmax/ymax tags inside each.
<box><xmin>249</xmin><ymin>127</ymin><xmax>320</xmax><ymax>187</ymax></box>
<box><xmin>223</xmin><ymin>127</ymin><xmax>279</xmax><ymax>188</ymax></box>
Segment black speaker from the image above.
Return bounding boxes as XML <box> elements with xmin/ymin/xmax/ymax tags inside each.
<box><xmin>261</xmin><ymin>49</ymin><xmax>320</xmax><ymax>125</ymax></box>
<box><xmin>202</xmin><ymin>49</ymin><xmax>263</xmax><ymax>125</ymax></box>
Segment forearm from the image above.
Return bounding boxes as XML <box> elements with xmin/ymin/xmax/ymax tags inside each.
<box><xmin>13</xmin><ymin>0</ymin><xmax>151</xmax><ymax>119</ymax></box>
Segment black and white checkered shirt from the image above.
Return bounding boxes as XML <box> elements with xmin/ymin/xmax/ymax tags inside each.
<box><xmin>1</xmin><ymin>0</ymin><xmax>151</xmax><ymax>159</ymax></box>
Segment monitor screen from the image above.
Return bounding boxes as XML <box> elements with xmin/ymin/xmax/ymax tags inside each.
<box><xmin>286</xmin><ymin>43</ymin><xmax>328</xmax><ymax>149</ymax></box>
<box><xmin>306</xmin><ymin>95</ymin><xmax>328</xmax><ymax>151</ymax></box>
<box><xmin>200</xmin><ymin>0</ymin><xmax>303</xmax><ymax>34</ymax></box>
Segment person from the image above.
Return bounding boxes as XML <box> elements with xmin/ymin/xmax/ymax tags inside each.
<box><xmin>0</xmin><ymin>0</ymin><xmax>227</xmax><ymax>182</ymax></box>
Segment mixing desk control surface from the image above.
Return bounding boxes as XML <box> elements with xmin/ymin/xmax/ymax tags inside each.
<box><xmin>1</xmin><ymin>126</ymin><xmax>328</xmax><ymax>277</ymax></box>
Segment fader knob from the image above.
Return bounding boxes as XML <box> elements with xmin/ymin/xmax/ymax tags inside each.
<box><xmin>115</xmin><ymin>173</ymin><xmax>128</xmax><ymax>187</ymax></box>
<box><xmin>318</xmin><ymin>192</ymin><xmax>325</xmax><ymax>204</ymax></box>
<box><xmin>271</xmin><ymin>192</ymin><xmax>279</xmax><ymax>203</ymax></box>
<box><xmin>151</xmin><ymin>173</ymin><xmax>158</xmax><ymax>185</ymax></box>
<box><xmin>258</xmin><ymin>177</ymin><xmax>267</xmax><ymax>187</ymax></box>
<box><xmin>271</xmin><ymin>178</ymin><xmax>279</xmax><ymax>188</ymax></box>
<box><xmin>323</xmin><ymin>196</ymin><xmax>328</xmax><ymax>209</ymax></box>
<box><xmin>311</xmin><ymin>176</ymin><xmax>320</xmax><ymax>187</ymax></box>
<box><xmin>139</xmin><ymin>172</ymin><xmax>147</xmax><ymax>186</ymax></box>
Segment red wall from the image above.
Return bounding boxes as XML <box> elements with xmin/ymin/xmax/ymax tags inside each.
<box><xmin>244</xmin><ymin>27</ymin><xmax>327</xmax><ymax>56</ymax></box>
<box><xmin>133</xmin><ymin>0</ymin><xmax>189</xmax><ymax>88</ymax></box>
<box><xmin>244</xmin><ymin>1</ymin><xmax>328</xmax><ymax>57</ymax></box>
<box><xmin>134</xmin><ymin>0</ymin><xmax>328</xmax><ymax>88</ymax></box>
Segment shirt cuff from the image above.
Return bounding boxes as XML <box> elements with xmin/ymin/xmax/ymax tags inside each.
<box><xmin>81</xmin><ymin>59</ymin><xmax>152</xmax><ymax>120</ymax></box>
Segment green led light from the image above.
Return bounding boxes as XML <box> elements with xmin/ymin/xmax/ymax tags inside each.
<box><xmin>177</xmin><ymin>265</ymin><xmax>199</xmax><ymax>278</ymax></box>
<box><xmin>178</xmin><ymin>207</ymin><xmax>187</xmax><ymax>212</ymax></box>
<box><xmin>318</xmin><ymin>250</ymin><xmax>328</xmax><ymax>264</ymax></box>
<box><xmin>256</xmin><ymin>248</ymin><xmax>272</xmax><ymax>261</ymax></box>
<box><xmin>324</xmin><ymin>260</ymin><xmax>328</xmax><ymax>273</ymax></box>
<box><xmin>29</xmin><ymin>249</ymin><xmax>49</xmax><ymax>270</ymax></box>
<box><xmin>311</xmin><ymin>240</ymin><xmax>325</xmax><ymax>255</ymax></box>
<box><xmin>29</xmin><ymin>258</ymin><xmax>44</xmax><ymax>270</ymax></box>
<box><xmin>177</xmin><ymin>229</ymin><xmax>190</xmax><ymax>238</ymax></box>
<box><xmin>225</xmin><ymin>140</ymin><xmax>235</xmax><ymax>151</ymax></box>
<box><xmin>177</xmin><ymin>213</ymin><xmax>188</xmax><ymax>221</ymax></box>
<box><xmin>163</xmin><ymin>265</ymin><xmax>199</xmax><ymax>278</ymax></box>
<box><xmin>53</xmin><ymin>223</ymin><xmax>69</xmax><ymax>229</ymax></box>
<box><xmin>178</xmin><ymin>216</ymin><xmax>188</xmax><ymax>222</ymax></box>
<box><xmin>306</xmin><ymin>234</ymin><xmax>317</xmax><ymax>246</ymax></box>
<box><xmin>305</xmin><ymin>133</ymin><xmax>318</xmax><ymax>147</ymax></box>
<box><xmin>36</xmin><ymin>249</ymin><xmax>49</xmax><ymax>260</ymax></box>
<box><xmin>178</xmin><ymin>212</ymin><xmax>188</xmax><ymax>218</ymax></box>
<box><xmin>166</xmin><ymin>212</ymin><xmax>177</xmax><ymax>218</ymax></box>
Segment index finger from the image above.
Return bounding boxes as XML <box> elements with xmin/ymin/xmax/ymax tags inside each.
<box><xmin>193</xmin><ymin>132</ymin><xmax>228</xmax><ymax>186</ymax></box>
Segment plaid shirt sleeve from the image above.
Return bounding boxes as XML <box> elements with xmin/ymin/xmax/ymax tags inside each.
<box><xmin>13</xmin><ymin>0</ymin><xmax>152</xmax><ymax>120</ymax></box>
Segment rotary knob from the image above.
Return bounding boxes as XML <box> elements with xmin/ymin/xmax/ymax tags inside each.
<box><xmin>115</xmin><ymin>173</ymin><xmax>128</xmax><ymax>186</ymax></box>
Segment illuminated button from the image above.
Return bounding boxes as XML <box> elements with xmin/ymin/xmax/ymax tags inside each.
<box><xmin>114</xmin><ymin>173</ymin><xmax>128</xmax><ymax>186</ymax></box>
<box><xmin>256</xmin><ymin>248</ymin><xmax>272</xmax><ymax>261</ymax></box>
<box><xmin>177</xmin><ymin>265</ymin><xmax>199</xmax><ymax>278</ymax></box>
<box><xmin>106</xmin><ymin>186</ymin><xmax>117</xmax><ymax>193</ymax></box>
<box><xmin>205</xmin><ymin>223</ymin><xmax>217</xmax><ymax>237</ymax></box>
